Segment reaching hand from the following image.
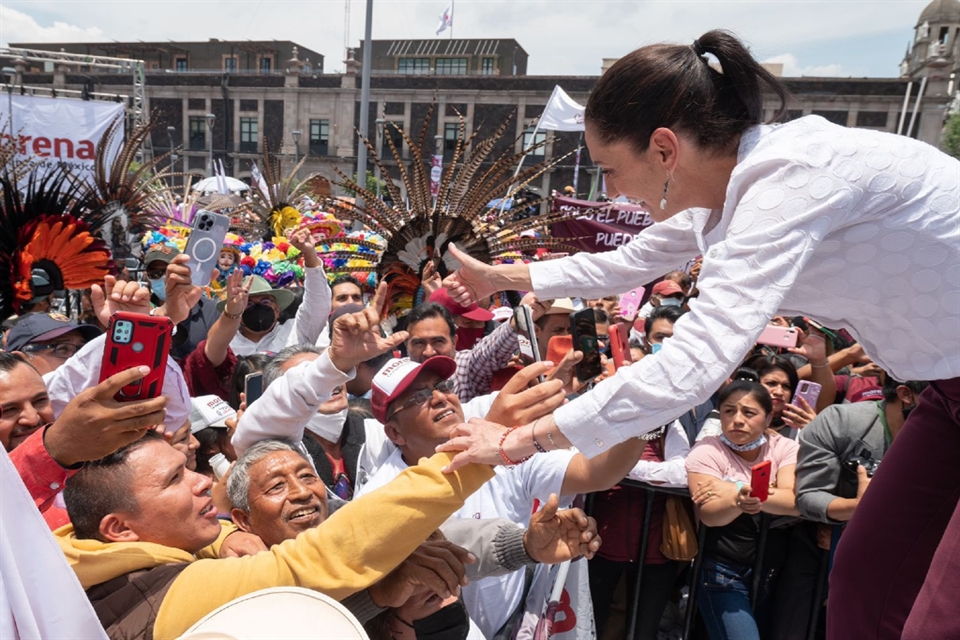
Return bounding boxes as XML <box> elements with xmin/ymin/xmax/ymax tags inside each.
<box><xmin>328</xmin><ymin>281</ymin><xmax>407</xmax><ymax>372</ymax></box>
<box><xmin>523</xmin><ymin>494</ymin><xmax>601</xmax><ymax>563</ymax></box>
<box><xmin>287</xmin><ymin>227</ymin><xmax>320</xmax><ymax>268</ymax></box>
<box><xmin>91</xmin><ymin>276</ymin><xmax>152</xmax><ymax>327</ymax></box>
<box><xmin>441</xmin><ymin>243</ymin><xmax>496</xmax><ymax>306</ymax></box>
<box><xmin>518</xmin><ymin>292</ymin><xmax>552</xmax><ymax>323</ymax></box>
<box><xmin>782</xmin><ymin>395</ymin><xmax>817</xmax><ymax>429</ymax></box>
<box><xmin>436</xmin><ymin>417</ymin><xmax>511</xmax><ymax>472</ymax></box>
<box><xmin>420</xmin><ymin>260</ymin><xmax>443</xmax><ymax>298</ymax></box>
<box><xmin>485</xmin><ymin>362</ymin><xmax>565</xmax><ymax>427</ymax></box>
<box><xmin>368</xmin><ymin>539</ymin><xmax>474</xmax><ymax>608</ymax></box>
<box><xmin>156</xmin><ymin>254</ymin><xmax>204</xmax><ymax>325</ymax></box>
<box><xmin>43</xmin><ymin>366</ymin><xmax>169</xmax><ymax>467</ymax></box>
<box><xmin>789</xmin><ymin>330</ymin><xmax>827</xmax><ymax>365</ymax></box>
<box><xmin>545</xmin><ymin>348</ymin><xmax>584</xmax><ymax>396</ymax></box>
<box><xmin>224</xmin><ymin>270</ymin><xmax>253</xmax><ymax>319</ymax></box>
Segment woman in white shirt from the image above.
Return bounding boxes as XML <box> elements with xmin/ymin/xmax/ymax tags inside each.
<box><xmin>439</xmin><ymin>29</ymin><xmax>959</xmax><ymax>640</ymax></box>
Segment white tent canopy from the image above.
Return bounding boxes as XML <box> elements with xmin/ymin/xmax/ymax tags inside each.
<box><xmin>192</xmin><ymin>176</ymin><xmax>250</xmax><ymax>194</ymax></box>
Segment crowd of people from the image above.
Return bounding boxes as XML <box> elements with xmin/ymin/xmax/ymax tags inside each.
<box><xmin>2</xmin><ymin>27</ymin><xmax>957</xmax><ymax>640</ymax></box>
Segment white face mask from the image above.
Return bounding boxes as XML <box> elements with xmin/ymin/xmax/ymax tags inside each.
<box><xmin>304</xmin><ymin>409</ymin><xmax>347</xmax><ymax>441</ymax></box>
<box><xmin>659</xmin><ymin>297</ymin><xmax>682</xmax><ymax>307</ymax></box>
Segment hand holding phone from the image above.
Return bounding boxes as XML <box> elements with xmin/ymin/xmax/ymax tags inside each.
<box><xmin>244</xmin><ymin>372</ymin><xmax>264</xmax><ymax>406</ymax></box>
<box><xmin>99</xmin><ymin>312</ymin><xmax>173</xmax><ymax>402</ymax></box>
<box><xmin>184</xmin><ymin>210</ymin><xmax>231</xmax><ymax>288</ymax></box>
<box><xmin>608</xmin><ymin>323</ymin><xmax>633</xmax><ymax>370</ymax></box>
<box><xmin>756</xmin><ymin>325</ymin><xmax>799</xmax><ymax>349</ymax></box>
<box><xmin>569</xmin><ymin>309</ymin><xmax>602</xmax><ymax>384</ymax></box>
<box><xmin>618</xmin><ymin>286</ymin><xmax>645</xmax><ymax>321</ymax></box>
<box><xmin>514</xmin><ymin>305</ymin><xmax>545</xmax><ymax>383</ymax></box>
<box><xmin>793</xmin><ymin>381</ymin><xmax>822</xmax><ymax>410</ymax></box>
<box><xmin>750</xmin><ymin>460</ymin><xmax>772</xmax><ymax>502</ymax></box>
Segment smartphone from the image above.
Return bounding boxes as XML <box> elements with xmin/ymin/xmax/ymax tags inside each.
<box><xmin>618</xmin><ymin>286</ymin><xmax>645</xmax><ymax>321</ymax></box>
<box><xmin>794</xmin><ymin>380</ymin><xmax>822</xmax><ymax>409</ymax></box>
<box><xmin>756</xmin><ymin>325</ymin><xmax>799</xmax><ymax>349</ymax></box>
<box><xmin>244</xmin><ymin>372</ymin><xmax>264</xmax><ymax>406</ymax></box>
<box><xmin>99</xmin><ymin>312</ymin><xmax>173</xmax><ymax>402</ymax></box>
<box><xmin>608</xmin><ymin>323</ymin><xmax>632</xmax><ymax>370</ymax></box>
<box><xmin>546</xmin><ymin>334</ymin><xmax>573</xmax><ymax>365</ymax></box>
<box><xmin>569</xmin><ymin>309</ymin><xmax>602</xmax><ymax>383</ymax></box>
<box><xmin>750</xmin><ymin>460</ymin><xmax>772</xmax><ymax>502</ymax></box>
<box><xmin>184</xmin><ymin>209</ymin><xmax>230</xmax><ymax>288</ymax></box>
<box><xmin>513</xmin><ymin>305</ymin><xmax>545</xmax><ymax>383</ymax></box>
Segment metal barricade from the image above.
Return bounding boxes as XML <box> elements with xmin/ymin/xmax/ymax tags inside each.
<box><xmin>590</xmin><ymin>479</ymin><xmax>834</xmax><ymax>640</ymax></box>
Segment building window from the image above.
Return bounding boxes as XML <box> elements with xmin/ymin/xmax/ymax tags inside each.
<box><xmin>189</xmin><ymin>116</ymin><xmax>206</xmax><ymax>151</ymax></box>
<box><xmin>481</xmin><ymin>57</ymin><xmax>496</xmax><ymax>75</ymax></box>
<box><xmin>239</xmin><ymin>99</ymin><xmax>258</xmax><ymax>113</ymax></box>
<box><xmin>309</xmin><ymin>119</ymin><xmax>329</xmax><ymax>157</ymax></box>
<box><xmin>443</xmin><ymin>122</ymin><xmax>459</xmax><ymax>162</ymax></box>
<box><xmin>397</xmin><ymin>57</ymin><xmax>430</xmax><ymax>74</ymax></box>
<box><xmin>240</xmin><ymin>117</ymin><xmax>258</xmax><ymax>153</ymax></box>
<box><xmin>856</xmin><ymin>111</ymin><xmax>889</xmax><ymax>128</ymax></box>
<box><xmin>259</xmin><ymin>56</ymin><xmax>273</xmax><ymax>73</ymax></box>
<box><xmin>224</xmin><ymin>56</ymin><xmax>238</xmax><ymax>73</ymax></box>
<box><xmin>522</xmin><ymin>127</ymin><xmax>546</xmax><ymax>157</ymax></box>
<box><xmin>174</xmin><ymin>56</ymin><xmax>188</xmax><ymax>72</ymax></box>
<box><xmin>434</xmin><ymin>58</ymin><xmax>468</xmax><ymax>75</ymax></box>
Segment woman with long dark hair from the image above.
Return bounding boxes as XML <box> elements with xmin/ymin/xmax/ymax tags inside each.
<box><xmin>439</xmin><ymin>29</ymin><xmax>959</xmax><ymax>639</ymax></box>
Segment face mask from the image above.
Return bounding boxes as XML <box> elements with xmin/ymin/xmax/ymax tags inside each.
<box><xmin>720</xmin><ymin>433</ymin><xmax>767</xmax><ymax>452</ymax></box>
<box><xmin>242</xmin><ymin>303</ymin><xmax>278</xmax><ymax>333</ymax></box>
<box><xmin>304</xmin><ymin>409</ymin><xmax>347</xmax><ymax>441</ymax></box>
<box><xmin>659</xmin><ymin>297</ymin><xmax>682</xmax><ymax>308</ymax></box>
<box><xmin>413</xmin><ymin>598</ymin><xmax>470</xmax><ymax>640</ymax></box>
<box><xmin>455</xmin><ymin>327</ymin><xmax>485</xmax><ymax>351</ymax></box>
<box><xmin>149</xmin><ymin>278</ymin><xmax>167</xmax><ymax>301</ymax></box>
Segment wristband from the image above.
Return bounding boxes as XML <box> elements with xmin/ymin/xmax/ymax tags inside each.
<box><xmin>811</xmin><ymin>361</ymin><xmax>831</xmax><ymax>369</ymax></box>
<box><xmin>498</xmin><ymin>426</ymin><xmax>531</xmax><ymax>466</ymax></box>
<box><xmin>530</xmin><ymin>423</ymin><xmax>547</xmax><ymax>454</ymax></box>
<box><xmin>224</xmin><ymin>309</ymin><xmax>242</xmax><ymax>320</ymax></box>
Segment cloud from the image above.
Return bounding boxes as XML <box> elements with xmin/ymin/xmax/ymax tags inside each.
<box><xmin>0</xmin><ymin>5</ymin><xmax>105</xmax><ymax>46</ymax></box>
<box><xmin>762</xmin><ymin>53</ymin><xmax>846</xmax><ymax>78</ymax></box>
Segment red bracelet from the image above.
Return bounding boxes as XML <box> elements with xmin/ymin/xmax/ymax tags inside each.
<box><xmin>498</xmin><ymin>426</ymin><xmax>532</xmax><ymax>466</ymax></box>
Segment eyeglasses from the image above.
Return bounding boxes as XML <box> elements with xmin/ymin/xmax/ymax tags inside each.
<box><xmin>21</xmin><ymin>343</ymin><xmax>81</xmax><ymax>359</ymax></box>
<box><xmin>387</xmin><ymin>378</ymin><xmax>456</xmax><ymax>420</ymax></box>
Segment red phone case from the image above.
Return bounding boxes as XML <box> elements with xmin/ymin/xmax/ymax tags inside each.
<box><xmin>99</xmin><ymin>312</ymin><xmax>173</xmax><ymax>402</ymax></box>
<box><xmin>608</xmin><ymin>323</ymin><xmax>633</xmax><ymax>370</ymax></box>
<box><xmin>546</xmin><ymin>335</ymin><xmax>573</xmax><ymax>365</ymax></box>
<box><xmin>750</xmin><ymin>460</ymin><xmax>772</xmax><ymax>502</ymax></box>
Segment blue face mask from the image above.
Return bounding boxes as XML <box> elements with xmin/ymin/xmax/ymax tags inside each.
<box><xmin>659</xmin><ymin>297</ymin><xmax>682</xmax><ymax>308</ymax></box>
<box><xmin>149</xmin><ymin>278</ymin><xmax>167</xmax><ymax>301</ymax></box>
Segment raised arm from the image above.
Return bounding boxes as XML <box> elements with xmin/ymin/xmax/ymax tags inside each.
<box><xmin>286</xmin><ymin>228</ymin><xmax>332</xmax><ymax>348</ymax></box>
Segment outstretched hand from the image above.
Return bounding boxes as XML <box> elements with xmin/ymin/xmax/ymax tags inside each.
<box><xmin>524</xmin><ymin>493</ymin><xmax>601</xmax><ymax>563</ymax></box>
<box><xmin>441</xmin><ymin>243</ymin><xmax>496</xmax><ymax>306</ymax></box>
<box><xmin>436</xmin><ymin>417</ymin><xmax>511</xmax><ymax>473</ymax></box>
<box><xmin>485</xmin><ymin>362</ymin><xmax>565</xmax><ymax>427</ymax></box>
<box><xmin>91</xmin><ymin>276</ymin><xmax>152</xmax><ymax>327</ymax></box>
<box><xmin>156</xmin><ymin>254</ymin><xmax>205</xmax><ymax>325</ymax></box>
<box><xmin>328</xmin><ymin>281</ymin><xmax>407</xmax><ymax>372</ymax></box>
<box><xmin>44</xmin><ymin>366</ymin><xmax>169</xmax><ymax>467</ymax></box>
<box><xmin>368</xmin><ymin>539</ymin><xmax>474</xmax><ymax>608</ymax></box>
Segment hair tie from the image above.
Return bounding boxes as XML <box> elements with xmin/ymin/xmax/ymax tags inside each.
<box><xmin>692</xmin><ymin>39</ymin><xmax>706</xmax><ymax>58</ymax></box>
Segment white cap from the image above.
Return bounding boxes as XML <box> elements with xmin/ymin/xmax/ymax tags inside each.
<box><xmin>491</xmin><ymin>306</ymin><xmax>514</xmax><ymax>322</ymax></box>
<box><xmin>189</xmin><ymin>395</ymin><xmax>236</xmax><ymax>433</ymax></box>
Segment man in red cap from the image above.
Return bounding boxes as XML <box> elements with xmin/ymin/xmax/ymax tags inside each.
<box><xmin>427</xmin><ymin>289</ymin><xmax>494</xmax><ymax>351</ymax></box>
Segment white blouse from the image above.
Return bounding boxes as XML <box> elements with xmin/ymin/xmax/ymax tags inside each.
<box><xmin>530</xmin><ymin>115</ymin><xmax>960</xmax><ymax>458</ymax></box>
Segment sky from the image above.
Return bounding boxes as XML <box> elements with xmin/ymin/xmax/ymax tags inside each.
<box><xmin>0</xmin><ymin>0</ymin><xmax>931</xmax><ymax>78</ymax></box>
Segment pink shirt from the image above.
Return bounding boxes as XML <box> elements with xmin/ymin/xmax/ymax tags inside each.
<box><xmin>685</xmin><ymin>432</ymin><xmax>798</xmax><ymax>485</ymax></box>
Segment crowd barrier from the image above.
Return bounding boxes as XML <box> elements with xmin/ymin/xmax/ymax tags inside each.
<box><xmin>587</xmin><ymin>479</ymin><xmax>836</xmax><ymax>640</ymax></box>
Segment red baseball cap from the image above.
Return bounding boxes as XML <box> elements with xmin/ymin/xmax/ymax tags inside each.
<box><xmin>429</xmin><ymin>289</ymin><xmax>494</xmax><ymax>322</ymax></box>
<box><xmin>652</xmin><ymin>280</ymin><xmax>684</xmax><ymax>297</ymax></box>
<box><xmin>370</xmin><ymin>355</ymin><xmax>457</xmax><ymax>423</ymax></box>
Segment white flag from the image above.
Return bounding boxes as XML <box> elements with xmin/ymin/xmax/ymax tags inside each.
<box><xmin>436</xmin><ymin>3</ymin><xmax>453</xmax><ymax>35</ymax></box>
<box><xmin>538</xmin><ymin>85</ymin><xmax>586</xmax><ymax>132</ymax></box>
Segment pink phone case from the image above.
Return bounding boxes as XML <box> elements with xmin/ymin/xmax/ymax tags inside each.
<box><xmin>756</xmin><ymin>325</ymin><xmax>799</xmax><ymax>349</ymax></box>
<box><xmin>794</xmin><ymin>381</ymin><xmax>822</xmax><ymax>409</ymax></box>
<box><xmin>618</xmin><ymin>286</ymin><xmax>645</xmax><ymax>320</ymax></box>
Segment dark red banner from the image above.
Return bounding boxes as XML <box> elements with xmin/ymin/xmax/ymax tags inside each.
<box><xmin>550</xmin><ymin>196</ymin><xmax>655</xmax><ymax>253</ymax></box>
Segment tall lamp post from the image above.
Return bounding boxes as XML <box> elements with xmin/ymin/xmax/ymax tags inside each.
<box><xmin>166</xmin><ymin>125</ymin><xmax>177</xmax><ymax>184</ymax></box>
<box><xmin>205</xmin><ymin>112</ymin><xmax>216</xmax><ymax>175</ymax></box>
<box><xmin>291</xmin><ymin>129</ymin><xmax>302</xmax><ymax>179</ymax></box>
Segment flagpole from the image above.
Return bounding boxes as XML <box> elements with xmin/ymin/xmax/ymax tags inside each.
<box><xmin>450</xmin><ymin>0</ymin><xmax>454</xmax><ymax>39</ymax></box>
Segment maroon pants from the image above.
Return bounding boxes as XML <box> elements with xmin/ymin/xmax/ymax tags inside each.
<box><xmin>828</xmin><ymin>378</ymin><xmax>960</xmax><ymax>639</ymax></box>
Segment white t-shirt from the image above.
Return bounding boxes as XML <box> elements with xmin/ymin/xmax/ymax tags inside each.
<box><xmin>357</xmin><ymin>447</ymin><xmax>576</xmax><ymax>638</ymax></box>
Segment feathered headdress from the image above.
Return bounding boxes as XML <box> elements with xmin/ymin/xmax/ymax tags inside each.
<box><xmin>0</xmin><ymin>170</ymin><xmax>114</xmax><ymax>318</ymax></box>
<box><xmin>245</xmin><ymin>145</ymin><xmax>311</xmax><ymax>240</ymax></box>
<box><xmin>332</xmin><ymin>105</ymin><xmax>582</xmax><ymax>317</ymax></box>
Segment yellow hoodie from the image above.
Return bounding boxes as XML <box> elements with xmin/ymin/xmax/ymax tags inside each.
<box><xmin>56</xmin><ymin>452</ymin><xmax>493</xmax><ymax>640</ymax></box>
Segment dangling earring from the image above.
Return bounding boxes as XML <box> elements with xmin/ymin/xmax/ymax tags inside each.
<box><xmin>659</xmin><ymin>174</ymin><xmax>671</xmax><ymax>211</ymax></box>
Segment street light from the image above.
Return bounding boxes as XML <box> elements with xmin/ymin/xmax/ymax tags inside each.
<box><xmin>205</xmin><ymin>113</ymin><xmax>216</xmax><ymax>175</ymax></box>
<box><xmin>291</xmin><ymin>128</ymin><xmax>302</xmax><ymax>166</ymax></box>
<box><xmin>166</xmin><ymin>125</ymin><xmax>177</xmax><ymax>183</ymax></box>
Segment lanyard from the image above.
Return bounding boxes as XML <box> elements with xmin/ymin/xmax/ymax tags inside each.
<box><xmin>877</xmin><ymin>401</ymin><xmax>892</xmax><ymax>449</ymax></box>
